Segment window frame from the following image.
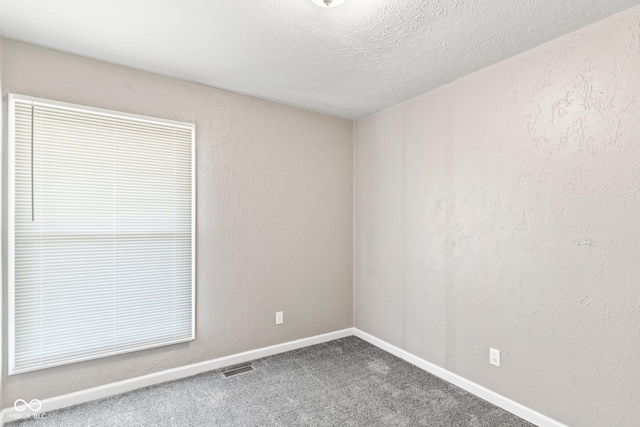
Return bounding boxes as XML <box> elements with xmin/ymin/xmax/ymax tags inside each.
<box><xmin>8</xmin><ymin>93</ymin><xmax>196</xmax><ymax>375</ymax></box>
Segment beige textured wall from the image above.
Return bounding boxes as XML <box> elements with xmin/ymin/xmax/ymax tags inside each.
<box><xmin>1</xmin><ymin>39</ymin><xmax>353</xmax><ymax>406</ymax></box>
<box><xmin>355</xmin><ymin>7</ymin><xmax>640</xmax><ymax>427</ymax></box>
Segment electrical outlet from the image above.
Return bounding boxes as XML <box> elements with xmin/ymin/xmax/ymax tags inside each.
<box><xmin>275</xmin><ymin>311</ymin><xmax>284</xmax><ymax>325</ymax></box>
<box><xmin>490</xmin><ymin>348</ymin><xmax>500</xmax><ymax>367</ymax></box>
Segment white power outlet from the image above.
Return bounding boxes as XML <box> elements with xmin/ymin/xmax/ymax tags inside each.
<box><xmin>275</xmin><ymin>311</ymin><xmax>284</xmax><ymax>325</ymax></box>
<box><xmin>490</xmin><ymin>348</ymin><xmax>500</xmax><ymax>367</ymax></box>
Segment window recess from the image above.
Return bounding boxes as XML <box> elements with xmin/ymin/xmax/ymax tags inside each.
<box><xmin>8</xmin><ymin>94</ymin><xmax>195</xmax><ymax>374</ymax></box>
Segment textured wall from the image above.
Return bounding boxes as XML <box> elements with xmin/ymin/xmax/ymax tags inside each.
<box><xmin>355</xmin><ymin>7</ymin><xmax>640</xmax><ymax>427</ymax></box>
<box><xmin>1</xmin><ymin>39</ymin><xmax>353</xmax><ymax>406</ymax></box>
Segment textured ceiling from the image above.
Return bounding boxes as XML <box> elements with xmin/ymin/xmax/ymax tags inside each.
<box><xmin>0</xmin><ymin>0</ymin><xmax>638</xmax><ymax>119</ymax></box>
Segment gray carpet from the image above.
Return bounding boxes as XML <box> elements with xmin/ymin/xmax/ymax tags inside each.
<box><xmin>9</xmin><ymin>337</ymin><xmax>534</xmax><ymax>426</ymax></box>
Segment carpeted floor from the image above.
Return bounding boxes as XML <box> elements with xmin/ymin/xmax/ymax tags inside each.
<box><xmin>9</xmin><ymin>337</ymin><xmax>534</xmax><ymax>426</ymax></box>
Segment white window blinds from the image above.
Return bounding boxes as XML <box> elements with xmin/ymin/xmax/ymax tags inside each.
<box><xmin>9</xmin><ymin>95</ymin><xmax>195</xmax><ymax>375</ymax></box>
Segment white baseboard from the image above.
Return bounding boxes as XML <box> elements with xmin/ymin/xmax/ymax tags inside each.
<box><xmin>1</xmin><ymin>327</ymin><xmax>562</xmax><ymax>427</ymax></box>
<box><xmin>354</xmin><ymin>328</ymin><xmax>565</xmax><ymax>427</ymax></box>
<box><xmin>0</xmin><ymin>328</ymin><xmax>354</xmax><ymax>425</ymax></box>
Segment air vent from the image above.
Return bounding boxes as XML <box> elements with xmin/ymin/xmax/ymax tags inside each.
<box><xmin>221</xmin><ymin>364</ymin><xmax>254</xmax><ymax>378</ymax></box>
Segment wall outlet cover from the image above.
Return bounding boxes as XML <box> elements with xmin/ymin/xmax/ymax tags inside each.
<box><xmin>490</xmin><ymin>348</ymin><xmax>500</xmax><ymax>367</ymax></box>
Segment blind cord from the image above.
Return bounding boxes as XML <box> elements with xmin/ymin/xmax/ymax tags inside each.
<box><xmin>31</xmin><ymin>104</ymin><xmax>35</xmax><ymax>222</ymax></box>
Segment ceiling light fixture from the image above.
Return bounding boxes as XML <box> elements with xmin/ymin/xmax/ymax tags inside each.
<box><xmin>310</xmin><ymin>0</ymin><xmax>347</xmax><ymax>7</ymax></box>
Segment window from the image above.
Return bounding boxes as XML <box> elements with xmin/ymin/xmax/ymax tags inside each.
<box><xmin>8</xmin><ymin>94</ymin><xmax>195</xmax><ymax>374</ymax></box>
